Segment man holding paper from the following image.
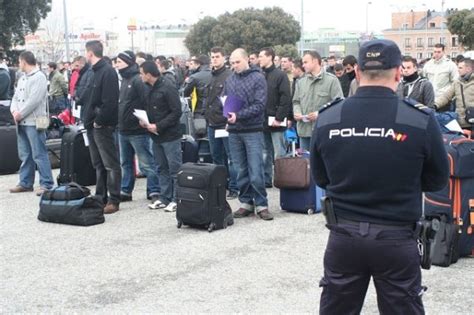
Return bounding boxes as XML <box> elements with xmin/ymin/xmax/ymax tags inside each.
<box><xmin>115</xmin><ymin>51</ymin><xmax>160</xmax><ymax>204</ymax></box>
<box><xmin>258</xmin><ymin>47</ymin><xmax>291</xmax><ymax>188</ymax></box>
<box><xmin>225</xmin><ymin>48</ymin><xmax>273</xmax><ymax>221</ymax></box>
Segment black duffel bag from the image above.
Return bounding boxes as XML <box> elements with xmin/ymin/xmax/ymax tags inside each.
<box><xmin>38</xmin><ymin>182</ymin><xmax>105</xmax><ymax>226</ymax></box>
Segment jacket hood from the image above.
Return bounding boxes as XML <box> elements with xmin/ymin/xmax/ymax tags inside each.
<box><xmin>237</xmin><ymin>65</ymin><xmax>261</xmax><ymax>77</ymax></box>
<box><xmin>119</xmin><ymin>64</ymin><xmax>139</xmax><ymax>79</ymax></box>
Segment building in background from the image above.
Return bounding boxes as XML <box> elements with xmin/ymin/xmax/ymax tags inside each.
<box><xmin>133</xmin><ymin>24</ymin><xmax>190</xmax><ymax>58</ymax></box>
<box><xmin>383</xmin><ymin>9</ymin><xmax>465</xmax><ymax>61</ymax></box>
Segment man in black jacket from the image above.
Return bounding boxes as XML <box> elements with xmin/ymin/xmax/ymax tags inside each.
<box><xmin>258</xmin><ymin>47</ymin><xmax>291</xmax><ymax>187</ymax></box>
<box><xmin>397</xmin><ymin>56</ymin><xmax>435</xmax><ymax>107</ymax></box>
<box><xmin>83</xmin><ymin>40</ymin><xmax>121</xmax><ymax>214</ymax></box>
<box><xmin>115</xmin><ymin>51</ymin><xmax>160</xmax><ymax>204</ymax></box>
<box><xmin>139</xmin><ymin>61</ymin><xmax>182</xmax><ymax>213</ymax></box>
<box><xmin>72</xmin><ymin>56</ymin><xmax>93</xmax><ymax>121</ymax></box>
<box><xmin>205</xmin><ymin>47</ymin><xmax>238</xmax><ymax>199</ymax></box>
<box><xmin>339</xmin><ymin>55</ymin><xmax>358</xmax><ymax>97</ymax></box>
<box><xmin>183</xmin><ymin>55</ymin><xmax>212</xmax><ymax>137</ymax></box>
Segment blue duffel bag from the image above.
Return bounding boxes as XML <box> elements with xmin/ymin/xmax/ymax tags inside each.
<box><xmin>38</xmin><ymin>183</ymin><xmax>105</xmax><ymax>226</ymax></box>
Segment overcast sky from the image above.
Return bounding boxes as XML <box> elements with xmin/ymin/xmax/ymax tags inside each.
<box><xmin>51</xmin><ymin>0</ymin><xmax>472</xmax><ymax>33</ymax></box>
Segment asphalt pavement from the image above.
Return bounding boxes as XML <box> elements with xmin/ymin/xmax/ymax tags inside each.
<box><xmin>1</xmin><ymin>170</ymin><xmax>472</xmax><ymax>313</ymax></box>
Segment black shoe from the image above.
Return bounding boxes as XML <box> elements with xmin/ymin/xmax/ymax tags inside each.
<box><xmin>265</xmin><ymin>183</ymin><xmax>273</xmax><ymax>188</ymax></box>
<box><xmin>120</xmin><ymin>194</ymin><xmax>132</xmax><ymax>202</ymax></box>
<box><xmin>233</xmin><ymin>208</ymin><xmax>254</xmax><ymax>218</ymax></box>
<box><xmin>226</xmin><ymin>191</ymin><xmax>238</xmax><ymax>200</ymax></box>
<box><xmin>257</xmin><ymin>209</ymin><xmax>274</xmax><ymax>221</ymax></box>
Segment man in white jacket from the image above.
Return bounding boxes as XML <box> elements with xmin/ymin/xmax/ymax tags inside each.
<box><xmin>9</xmin><ymin>51</ymin><xmax>54</xmax><ymax>196</ymax></box>
<box><xmin>422</xmin><ymin>43</ymin><xmax>459</xmax><ymax>98</ymax></box>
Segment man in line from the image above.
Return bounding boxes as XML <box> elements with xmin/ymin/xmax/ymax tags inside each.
<box><xmin>47</xmin><ymin>62</ymin><xmax>68</xmax><ymax>115</ymax></box>
<box><xmin>82</xmin><ymin>40</ymin><xmax>121</xmax><ymax>214</ymax></box>
<box><xmin>225</xmin><ymin>48</ymin><xmax>272</xmax><ymax>221</ymax></box>
<box><xmin>435</xmin><ymin>58</ymin><xmax>474</xmax><ymax>129</ymax></box>
<box><xmin>339</xmin><ymin>55</ymin><xmax>358</xmax><ymax>97</ymax></box>
<box><xmin>292</xmin><ymin>50</ymin><xmax>343</xmax><ymax>151</ymax></box>
<box><xmin>249</xmin><ymin>52</ymin><xmax>260</xmax><ymax>68</ymax></box>
<box><xmin>115</xmin><ymin>50</ymin><xmax>161</xmax><ymax>204</ymax></box>
<box><xmin>423</xmin><ymin>43</ymin><xmax>459</xmax><ymax>98</ymax></box>
<box><xmin>205</xmin><ymin>47</ymin><xmax>239</xmax><ymax>200</ymax></box>
<box><xmin>397</xmin><ymin>56</ymin><xmax>435</xmax><ymax>107</ymax></box>
<box><xmin>259</xmin><ymin>47</ymin><xmax>291</xmax><ymax>188</ymax></box>
<box><xmin>140</xmin><ymin>61</ymin><xmax>182</xmax><ymax>213</ymax></box>
<box><xmin>9</xmin><ymin>51</ymin><xmax>54</xmax><ymax>195</ymax></box>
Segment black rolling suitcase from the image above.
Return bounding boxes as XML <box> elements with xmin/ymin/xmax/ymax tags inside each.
<box><xmin>57</xmin><ymin>127</ymin><xmax>96</xmax><ymax>186</ymax></box>
<box><xmin>176</xmin><ymin>163</ymin><xmax>234</xmax><ymax>232</ymax></box>
<box><xmin>0</xmin><ymin>125</ymin><xmax>21</xmax><ymax>174</ymax></box>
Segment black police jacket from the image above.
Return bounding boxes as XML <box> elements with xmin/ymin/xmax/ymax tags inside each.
<box><xmin>205</xmin><ymin>66</ymin><xmax>232</xmax><ymax>128</ymax></box>
<box><xmin>83</xmin><ymin>59</ymin><xmax>119</xmax><ymax>129</ymax></box>
<box><xmin>145</xmin><ymin>77</ymin><xmax>182</xmax><ymax>143</ymax></box>
<box><xmin>118</xmin><ymin>65</ymin><xmax>148</xmax><ymax>135</ymax></box>
<box><xmin>311</xmin><ymin>86</ymin><xmax>449</xmax><ymax>225</ymax></box>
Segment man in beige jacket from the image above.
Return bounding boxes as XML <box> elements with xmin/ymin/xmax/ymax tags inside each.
<box><xmin>422</xmin><ymin>43</ymin><xmax>459</xmax><ymax>98</ymax></box>
<box><xmin>435</xmin><ymin>58</ymin><xmax>474</xmax><ymax>129</ymax></box>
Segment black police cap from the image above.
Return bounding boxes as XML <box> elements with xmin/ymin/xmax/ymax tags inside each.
<box><xmin>359</xmin><ymin>39</ymin><xmax>402</xmax><ymax>71</ymax></box>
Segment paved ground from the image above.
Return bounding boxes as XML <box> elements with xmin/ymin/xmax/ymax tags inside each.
<box><xmin>1</xmin><ymin>170</ymin><xmax>472</xmax><ymax>313</ymax></box>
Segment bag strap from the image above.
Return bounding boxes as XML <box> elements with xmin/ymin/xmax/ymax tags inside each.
<box><xmin>460</xmin><ymin>84</ymin><xmax>467</xmax><ymax>110</ymax></box>
<box><xmin>66</xmin><ymin>182</ymin><xmax>90</xmax><ymax>195</ymax></box>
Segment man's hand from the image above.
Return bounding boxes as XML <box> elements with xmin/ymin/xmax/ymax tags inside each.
<box><xmin>308</xmin><ymin>111</ymin><xmax>319</xmax><ymax>121</ymax></box>
<box><xmin>139</xmin><ymin>120</ymin><xmax>148</xmax><ymax>129</ymax></box>
<box><xmin>147</xmin><ymin>123</ymin><xmax>158</xmax><ymax>134</ymax></box>
<box><xmin>12</xmin><ymin>111</ymin><xmax>22</xmax><ymax>123</ymax></box>
<box><xmin>227</xmin><ymin>112</ymin><xmax>237</xmax><ymax>124</ymax></box>
<box><xmin>287</xmin><ymin>120</ymin><xmax>293</xmax><ymax>128</ymax></box>
<box><xmin>293</xmin><ymin>113</ymin><xmax>303</xmax><ymax>121</ymax></box>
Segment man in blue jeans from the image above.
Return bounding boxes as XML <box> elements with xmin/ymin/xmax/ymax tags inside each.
<box><xmin>9</xmin><ymin>51</ymin><xmax>54</xmax><ymax>196</ymax></box>
<box><xmin>205</xmin><ymin>47</ymin><xmax>238</xmax><ymax>199</ymax></box>
<box><xmin>115</xmin><ymin>51</ymin><xmax>160</xmax><ymax>203</ymax></box>
<box><xmin>140</xmin><ymin>61</ymin><xmax>182</xmax><ymax>212</ymax></box>
<box><xmin>225</xmin><ymin>48</ymin><xmax>272</xmax><ymax>221</ymax></box>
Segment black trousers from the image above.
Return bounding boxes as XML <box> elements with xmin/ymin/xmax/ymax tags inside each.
<box><xmin>319</xmin><ymin>222</ymin><xmax>425</xmax><ymax>315</ymax></box>
<box><xmin>87</xmin><ymin>127</ymin><xmax>121</xmax><ymax>205</ymax></box>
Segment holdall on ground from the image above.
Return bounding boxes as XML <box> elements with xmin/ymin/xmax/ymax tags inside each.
<box><xmin>181</xmin><ymin>135</ymin><xmax>199</xmax><ymax>163</ymax></box>
<box><xmin>47</xmin><ymin>138</ymin><xmax>62</xmax><ymax>169</ymax></box>
<box><xmin>428</xmin><ymin>214</ymin><xmax>461</xmax><ymax>267</ymax></box>
<box><xmin>176</xmin><ymin>162</ymin><xmax>233</xmax><ymax>232</ymax></box>
<box><xmin>38</xmin><ymin>183</ymin><xmax>105</xmax><ymax>226</ymax></box>
<box><xmin>425</xmin><ymin>134</ymin><xmax>474</xmax><ymax>263</ymax></box>
<box><xmin>57</xmin><ymin>126</ymin><xmax>96</xmax><ymax>186</ymax></box>
<box><xmin>197</xmin><ymin>138</ymin><xmax>212</xmax><ymax>163</ymax></box>
<box><xmin>0</xmin><ymin>125</ymin><xmax>21</xmax><ymax>175</ymax></box>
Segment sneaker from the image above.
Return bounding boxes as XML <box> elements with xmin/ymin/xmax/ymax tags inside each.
<box><xmin>233</xmin><ymin>208</ymin><xmax>254</xmax><ymax>218</ymax></box>
<box><xmin>257</xmin><ymin>209</ymin><xmax>274</xmax><ymax>221</ymax></box>
<box><xmin>265</xmin><ymin>183</ymin><xmax>273</xmax><ymax>189</ymax></box>
<box><xmin>35</xmin><ymin>187</ymin><xmax>49</xmax><ymax>197</ymax></box>
<box><xmin>148</xmin><ymin>199</ymin><xmax>167</xmax><ymax>210</ymax></box>
<box><xmin>9</xmin><ymin>185</ymin><xmax>33</xmax><ymax>193</ymax></box>
<box><xmin>164</xmin><ymin>202</ymin><xmax>177</xmax><ymax>212</ymax></box>
<box><xmin>149</xmin><ymin>195</ymin><xmax>160</xmax><ymax>203</ymax></box>
<box><xmin>120</xmin><ymin>193</ymin><xmax>133</xmax><ymax>202</ymax></box>
<box><xmin>104</xmin><ymin>202</ymin><xmax>119</xmax><ymax>214</ymax></box>
<box><xmin>226</xmin><ymin>191</ymin><xmax>238</xmax><ymax>200</ymax></box>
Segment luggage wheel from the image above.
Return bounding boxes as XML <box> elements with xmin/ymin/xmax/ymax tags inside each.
<box><xmin>307</xmin><ymin>209</ymin><xmax>315</xmax><ymax>215</ymax></box>
<box><xmin>208</xmin><ymin>222</ymin><xmax>216</xmax><ymax>233</ymax></box>
<box><xmin>177</xmin><ymin>220</ymin><xmax>182</xmax><ymax>229</ymax></box>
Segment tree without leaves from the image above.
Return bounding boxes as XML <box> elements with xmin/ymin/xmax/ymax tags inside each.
<box><xmin>185</xmin><ymin>7</ymin><xmax>301</xmax><ymax>56</ymax></box>
<box><xmin>0</xmin><ymin>0</ymin><xmax>52</xmax><ymax>51</ymax></box>
<box><xmin>447</xmin><ymin>9</ymin><xmax>474</xmax><ymax>50</ymax></box>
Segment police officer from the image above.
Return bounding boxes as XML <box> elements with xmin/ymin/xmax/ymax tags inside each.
<box><xmin>311</xmin><ymin>39</ymin><xmax>449</xmax><ymax>314</ymax></box>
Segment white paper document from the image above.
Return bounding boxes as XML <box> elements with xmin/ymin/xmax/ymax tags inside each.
<box><xmin>72</xmin><ymin>102</ymin><xmax>81</xmax><ymax>119</ymax></box>
<box><xmin>82</xmin><ymin>132</ymin><xmax>89</xmax><ymax>147</ymax></box>
<box><xmin>268</xmin><ymin>116</ymin><xmax>287</xmax><ymax>127</ymax></box>
<box><xmin>445</xmin><ymin>119</ymin><xmax>463</xmax><ymax>133</ymax></box>
<box><xmin>215</xmin><ymin>129</ymin><xmax>229</xmax><ymax>138</ymax></box>
<box><xmin>133</xmin><ymin>109</ymin><xmax>150</xmax><ymax>125</ymax></box>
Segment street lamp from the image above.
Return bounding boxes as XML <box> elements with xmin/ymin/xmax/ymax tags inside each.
<box><xmin>366</xmin><ymin>1</ymin><xmax>372</xmax><ymax>35</ymax></box>
<box><xmin>63</xmin><ymin>0</ymin><xmax>70</xmax><ymax>61</ymax></box>
<box><xmin>300</xmin><ymin>0</ymin><xmax>304</xmax><ymax>57</ymax></box>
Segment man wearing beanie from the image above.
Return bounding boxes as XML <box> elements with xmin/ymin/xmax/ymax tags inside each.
<box><xmin>115</xmin><ymin>50</ymin><xmax>161</xmax><ymax>204</ymax></box>
<box><xmin>311</xmin><ymin>39</ymin><xmax>448</xmax><ymax>314</ymax></box>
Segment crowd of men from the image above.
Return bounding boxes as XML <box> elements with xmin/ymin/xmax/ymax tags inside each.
<box><xmin>0</xmin><ymin>41</ymin><xmax>472</xmax><ymax>218</ymax></box>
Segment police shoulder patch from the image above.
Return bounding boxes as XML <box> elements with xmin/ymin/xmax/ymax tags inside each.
<box><xmin>319</xmin><ymin>97</ymin><xmax>344</xmax><ymax>114</ymax></box>
<box><xmin>402</xmin><ymin>98</ymin><xmax>431</xmax><ymax>115</ymax></box>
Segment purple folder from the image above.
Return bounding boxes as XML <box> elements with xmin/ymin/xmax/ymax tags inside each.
<box><xmin>222</xmin><ymin>95</ymin><xmax>245</xmax><ymax>117</ymax></box>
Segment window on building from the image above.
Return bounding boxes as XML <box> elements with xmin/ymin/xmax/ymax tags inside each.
<box><xmin>452</xmin><ymin>37</ymin><xmax>458</xmax><ymax>47</ymax></box>
<box><xmin>404</xmin><ymin>38</ymin><xmax>411</xmax><ymax>48</ymax></box>
<box><xmin>428</xmin><ymin>37</ymin><xmax>434</xmax><ymax>47</ymax></box>
<box><xmin>417</xmin><ymin>52</ymin><xmax>423</xmax><ymax>60</ymax></box>
<box><xmin>417</xmin><ymin>38</ymin><xmax>423</xmax><ymax>47</ymax></box>
<box><xmin>429</xmin><ymin>22</ymin><xmax>436</xmax><ymax>28</ymax></box>
<box><xmin>402</xmin><ymin>23</ymin><xmax>409</xmax><ymax>29</ymax></box>
<box><xmin>440</xmin><ymin>37</ymin><xmax>446</xmax><ymax>45</ymax></box>
<box><xmin>427</xmin><ymin>52</ymin><xmax>433</xmax><ymax>58</ymax></box>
